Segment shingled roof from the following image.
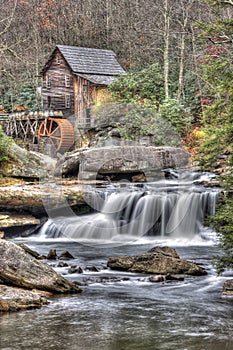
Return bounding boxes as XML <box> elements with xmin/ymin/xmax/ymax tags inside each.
<box><xmin>57</xmin><ymin>45</ymin><xmax>125</xmax><ymax>76</ymax></box>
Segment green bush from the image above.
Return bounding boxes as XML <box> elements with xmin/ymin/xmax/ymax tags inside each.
<box><xmin>0</xmin><ymin>126</ymin><xmax>11</xmax><ymax>164</ymax></box>
<box><xmin>108</xmin><ymin>63</ymin><xmax>164</xmax><ymax>107</ymax></box>
<box><xmin>17</xmin><ymin>84</ymin><xmax>39</xmax><ymax>111</ymax></box>
<box><xmin>157</xmin><ymin>98</ymin><xmax>192</xmax><ymax>136</ymax></box>
<box><xmin>92</xmin><ymin>103</ymin><xmax>181</xmax><ymax>146</ymax></box>
<box><xmin>108</xmin><ymin>64</ymin><xmax>193</xmax><ymax>137</ymax></box>
<box><xmin>208</xmin><ymin>189</ymin><xmax>233</xmax><ymax>274</ymax></box>
<box><xmin>0</xmin><ymin>84</ymin><xmax>39</xmax><ymax>113</ymax></box>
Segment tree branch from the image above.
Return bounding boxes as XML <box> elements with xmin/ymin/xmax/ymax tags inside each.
<box><xmin>221</xmin><ymin>0</ymin><xmax>233</xmax><ymax>6</ymax></box>
<box><xmin>0</xmin><ymin>0</ymin><xmax>18</xmax><ymax>37</ymax></box>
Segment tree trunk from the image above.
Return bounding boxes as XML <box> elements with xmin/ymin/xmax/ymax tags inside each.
<box><xmin>164</xmin><ymin>0</ymin><xmax>170</xmax><ymax>101</ymax></box>
<box><xmin>177</xmin><ymin>15</ymin><xmax>187</xmax><ymax>102</ymax></box>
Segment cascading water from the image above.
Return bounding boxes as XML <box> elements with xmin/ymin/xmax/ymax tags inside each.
<box><xmin>39</xmin><ymin>169</ymin><xmax>220</xmax><ymax>243</ymax></box>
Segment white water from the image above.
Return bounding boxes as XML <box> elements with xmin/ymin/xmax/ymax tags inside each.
<box><xmin>7</xmin><ymin>171</ymin><xmax>231</xmax><ymax>350</ymax></box>
<box><xmin>38</xmin><ymin>170</ymin><xmax>220</xmax><ymax>245</ymax></box>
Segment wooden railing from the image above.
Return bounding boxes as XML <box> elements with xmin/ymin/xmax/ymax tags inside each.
<box><xmin>76</xmin><ymin>117</ymin><xmax>94</xmax><ymax>129</ymax></box>
<box><xmin>0</xmin><ymin>113</ymin><xmax>8</xmax><ymax>122</ymax></box>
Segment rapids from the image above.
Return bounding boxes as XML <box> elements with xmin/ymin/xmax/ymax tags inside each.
<box><xmin>2</xmin><ymin>170</ymin><xmax>232</xmax><ymax>350</ymax></box>
<box><xmin>39</xmin><ymin>169</ymin><xmax>219</xmax><ymax>245</ymax></box>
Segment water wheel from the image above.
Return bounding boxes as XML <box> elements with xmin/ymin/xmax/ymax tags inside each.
<box><xmin>38</xmin><ymin>118</ymin><xmax>74</xmax><ymax>154</ymax></box>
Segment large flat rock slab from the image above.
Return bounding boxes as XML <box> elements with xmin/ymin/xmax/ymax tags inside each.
<box><xmin>0</xmin><ymin>184</ymin><xmax>87</xmax><ymax>216</ymax></box>
<box><xmin>55</xmin><ymin>146</ymin><xmax>190</xmax><ymax>180</ymax></box>
<box><xmin>0</xmin><ymin>285</ymin><xmax>49</xmax><ymax>312</ymax></box>
<box><xmin>0</xmin><ymin>240</ymin><xmax>82</xmax><ymax>293</ymax></box>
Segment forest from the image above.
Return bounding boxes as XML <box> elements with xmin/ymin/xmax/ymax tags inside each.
<box><xmin>0</xmin><ymin>0</ymin><xmax>233</xmax><ymax>271</ymax></box>
<box><xmin>0</xmin><ymin>0</ymin><xmax>231</xmax><ymax>114</ymax></box>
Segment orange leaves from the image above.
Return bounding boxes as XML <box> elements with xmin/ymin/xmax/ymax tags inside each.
<box><xmin>19</xmin><ymin>0</ymin><xmax>31</xmax><ymax>6</ymax></box>
<box><xmin>183</xmin><ymin>127</ymin><xmax>207</xmax><ymax>160</ymax></box>
<box><xmin>0</xmin><ymin>105</ymin><xmax>6</xmax><ymax>113</ymax></box>
<box><xmin>36</xmin><ymin>0</ymin><xmax>69</xmax><ymax>29</ymax></box>
<box><xmin>197</xmin><ymin>44</ymin><xmax>226</xmax><ymax>65</ymax></box>
<box><xmin>12</xmin><ymin>104</ymin><xmax>28</xmax><ymax>112</ymax></box>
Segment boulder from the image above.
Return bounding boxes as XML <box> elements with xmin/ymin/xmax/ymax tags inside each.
<box><xmin>0</xmin><ymin>240</ymin><xmax>81</xmax><ymax>293</ymax></box>
<box><xmin>0</xmin><ymin>285</ymin><xmax>49</xmax><ymax>312</ymax></box>
<box><xmin>54</xmin><ymin>146</ymin><xmax>190</xmax><ymax>180</ymax></box>
<box><xmin>3</xmin><ymin>143</ymin><xmax>56</xmax><ymax>180</ymax></box>
<box><xmin>58</xmin><ymin>250</ymin><xmax>75</xmax><ymax>260</ymax></box>
<box><xmin>47</xmin><ymin>249</ymin><xmax>58</xmax><ymax>260</ymax></box>
<box><xmin>68</xmin><ymin>266</ymin><xmax>83</xmax><ymax>274</ymax></box>
<box><xmin>223</xmin><ymin>279</ymin><xmax>233</xmax><ymax>296</ymax></box>
<box><xmin>107</xmin><ymin>246</ymin><xmax>207</xmax><ymax>276</ymax></box>
<box><xmin>17</xmin><ymin>243</ymin><xmax>40</xmax><ymax>259</ymax></box>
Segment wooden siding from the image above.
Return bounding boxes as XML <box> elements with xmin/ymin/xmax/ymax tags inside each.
<box><xmin>42</xmin><ymin>50</ymin><xmax>75</xmax><ymax>118</ymax></box>
<box><xmin>74</xmin><ymin>76</ymin><xmax>97</xmax><ymax>119</ymax></box>
<box><xmin>41</xmin><ymin>48</ymin><xmax>110</xmax><ymax>122</ymax></box>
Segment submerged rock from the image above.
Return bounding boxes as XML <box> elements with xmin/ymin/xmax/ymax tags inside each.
<box><xmin>149</xmin><ymin>275</ymin><xmax>164</xmax><ymax>283</ymax></box>
<box><xmin>47</xmin><ymin>249</ymin><xmax>58</xmax><ymax>260</ymax></box>
<box><xmin>86</xmin><ymin>265</ymin><xmax>100</xmax><ymax>272</ymax></box>
<box><xmin>58</xmin><ymin>250</ymin><xmax>75</xmax><ymax>260</ymax></box>
<box><xmin>165</xmin><ymin>274</ymin><xmax>185</xmax><ymax>282</ymax></box>
<box><xmin>57</xmin><ymin>261</ymin><xmax>69</xmax><ymax>268</ymax></box>
<box><xmin>0</xmin><ymin>240</ymin><xmax>81</xmax><ymax>294</ymax></box>
<box><xmin>107</xmin><ymin>246</ymin><xmax>207</xmax><ymax>276</ymax></box>
<box><xmin>68</xmin><ymin>265</ymin><xmax>83</xmax><ymax>274</ymax></box>
<box><xmin>0</xmin><ymin>285</ymin><xmax>49</xmax><ymax>312</ymax></box>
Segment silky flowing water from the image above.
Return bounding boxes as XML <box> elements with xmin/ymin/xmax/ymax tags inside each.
<box><xmin>1</xmin><ymin>170</ymin><xmax>233</xmax><ymax>350</ymax></box>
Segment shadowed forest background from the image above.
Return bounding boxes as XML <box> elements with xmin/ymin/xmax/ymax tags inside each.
<box><xmin>0</xmin><ymin>0</ymin><xmax>231</xmax><ymax>115</ymax></box>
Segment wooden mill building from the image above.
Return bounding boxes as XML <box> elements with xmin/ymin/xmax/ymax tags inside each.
<box><xmin>3</xmin><ymin>46</ymin><xmax>125</xmax><ymax>155</ymax></box>
<box><xmin>41</xmin><ymin>45</ymin><xmax>125</xmax><ymax>121</ymax></box>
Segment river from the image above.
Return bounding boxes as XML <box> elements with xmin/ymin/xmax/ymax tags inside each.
<box><xmin>1</xmin><ymin>171</ymin><xmax>233</xmax><ymax>350</ymax></box>
<box><xmin>1</xmin><ymin>239</ymin><xmax>233</xmax><ymax>350</ymax></box>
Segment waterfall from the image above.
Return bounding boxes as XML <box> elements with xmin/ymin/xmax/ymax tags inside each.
<box><xmin>40</xmin><ymin>170</ymin><xmax>219</xmax><ymax>242</ymax></box>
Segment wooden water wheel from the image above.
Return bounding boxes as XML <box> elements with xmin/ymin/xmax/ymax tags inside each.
<box><xmin>38</xmin><ymin>118</ymin><xmax>74</xmax><ymax>153</ymax></box>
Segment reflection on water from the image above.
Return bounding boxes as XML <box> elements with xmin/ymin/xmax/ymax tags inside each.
<box><xmin>1</xmin><ymin>241</ymin><xmax>233</xmax><ymax>350</ymax></box>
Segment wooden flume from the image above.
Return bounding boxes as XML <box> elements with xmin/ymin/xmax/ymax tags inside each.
<box><xmin>4</xmin><ymin>111</ymin><xmax>74</xmax><ymax>154</ymax></box>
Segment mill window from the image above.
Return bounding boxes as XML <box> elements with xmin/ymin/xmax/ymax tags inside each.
<box><xmin>65</xmin><ymin>75</ymin><xmax>70</xmax><ymax>87</ymax></box>
<box><xmin>65</xmin><ymin>94</ymin><xmax>70</xmax><ymax>108</ymax></box>
<box><xmin>47</xmin><ymin>96</ymin><xmax>52</xmax><ymax>108</ymax></box>
<box><xmin>47</xmin><ymin>76</ymin><xmax>51</xmax><ymax>88</ymax></box>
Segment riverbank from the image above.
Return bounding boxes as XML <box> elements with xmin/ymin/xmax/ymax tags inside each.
<box><xmin>0</xmin><ymin>239</ymin><xmax>82</xmax><ymax>312</ymax></box>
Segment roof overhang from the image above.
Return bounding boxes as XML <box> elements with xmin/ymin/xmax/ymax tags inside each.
<box><xmin>76</xmin><ymin>74</ymin><xmax>118</xmax><ymax>86</ymax></box>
